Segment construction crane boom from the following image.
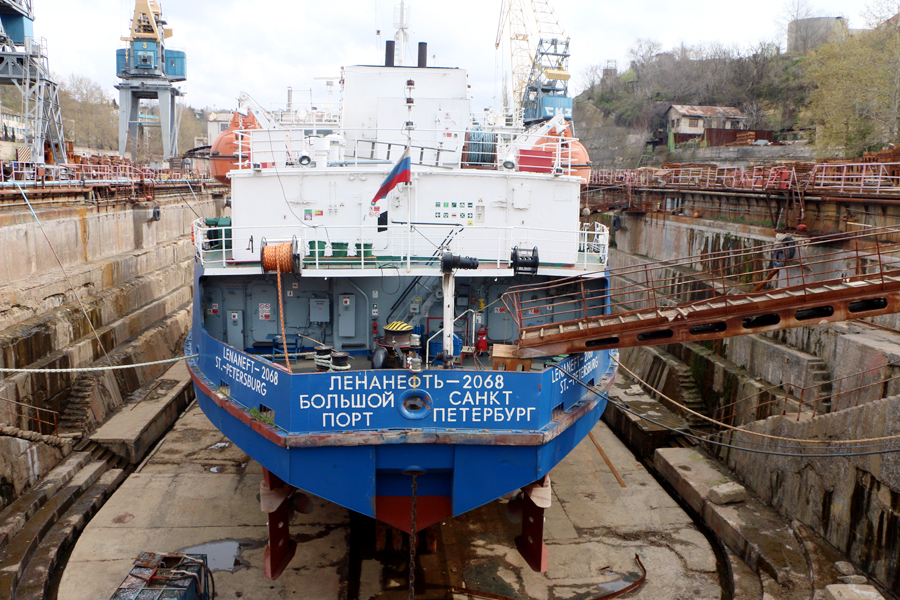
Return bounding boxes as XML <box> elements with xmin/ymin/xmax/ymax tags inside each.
<box><xmin>496</xmin><ymin>0</ymin><xmax>571</xmax><ymax>124</ymax></box>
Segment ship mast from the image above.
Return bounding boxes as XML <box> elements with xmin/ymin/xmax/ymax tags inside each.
<box><xmin>393</xmin><ymin>0</ymin><xmax>410</xmax><ymax>66</ymax></box>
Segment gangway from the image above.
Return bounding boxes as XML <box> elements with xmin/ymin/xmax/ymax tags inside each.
<box><xmin>504</xmin><ymin>227</ymin><xmax>900</xmax><ymax>358</ymax></box>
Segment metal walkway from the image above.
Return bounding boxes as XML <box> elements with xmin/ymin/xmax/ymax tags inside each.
<box><xmin>505</xmin><ymin>227</ymin><xmax>900</xmax><ymax>358</ymax></box>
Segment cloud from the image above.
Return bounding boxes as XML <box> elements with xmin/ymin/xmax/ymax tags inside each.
<box><xmin>34</xmin><ymin>0</ymin><xmax>868</xmax><ymax>112</ymax></box>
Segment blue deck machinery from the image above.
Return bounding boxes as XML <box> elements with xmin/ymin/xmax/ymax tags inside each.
<box><xmin>0</xmin><ymin>0</ymin><xmax>66</xmax><ymax>163</ymax></box>
<box><xmin>115</xmin><ymin>0</ymin><xmax>186</xmax><ymax>161</ymax></box>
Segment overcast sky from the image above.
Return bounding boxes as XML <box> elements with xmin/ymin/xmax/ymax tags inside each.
<box><xmin>35</xmin><ymin>0</ymin><xmax>870</xmax><ymax>113</ymax></box>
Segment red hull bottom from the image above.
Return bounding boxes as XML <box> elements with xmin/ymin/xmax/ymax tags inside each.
<box><xmin>375</xmin><ymin>495</ymin><xmax>452</xmax><ymax>533</ymax></box>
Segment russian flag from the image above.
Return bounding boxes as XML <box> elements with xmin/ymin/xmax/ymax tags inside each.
<box><xmin>371</xmin><ymin>147</ymin><xmax>411</xmax><ymax>208</ymax></box>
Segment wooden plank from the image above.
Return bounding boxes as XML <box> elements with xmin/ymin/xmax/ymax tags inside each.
<box><xmin>492</xmin><ymin>344</ymin><xmax>517</xmax><ymax>358</ymax></box>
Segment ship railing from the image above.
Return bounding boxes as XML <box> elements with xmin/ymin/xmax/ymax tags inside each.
<box><xmin>192</xmin><ymin>220</ymin><xmax>609</xmax><ymax>272</ymax></box>
<box><xmin>346</xmin><ymin>137</ymin><xmax>459</xmax><ymax>169</ymax></box>
<box><xmin>231</xmin><ymin>126</ymin><xmax>587</xmax><ymax>178</ymax></box>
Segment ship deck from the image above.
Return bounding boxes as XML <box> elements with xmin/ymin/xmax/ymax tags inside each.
<box><xmin>195</xmin><ymin>250</ymin><xmax>608</xmax><ymax>277</ymax></box>
<box><xmin>259</xmin><ymin>352</ymin><xmax>520</xmax><ymax>375</ymax></box>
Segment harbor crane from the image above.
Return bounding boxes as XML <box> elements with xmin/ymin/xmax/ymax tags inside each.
<box><xmin>0</xmin><ymin>0</ymin><xmax>66</xmax><ymax>163</ymax></box>
<box><xmin>495</xmin><ymin>0</ymin><xmax>572</xmax><ymax>125</ymax></box>
<box><xmin>115</xmin><ymin>0</ymin><xmax>186</xmax><ymax>161</ymax></box>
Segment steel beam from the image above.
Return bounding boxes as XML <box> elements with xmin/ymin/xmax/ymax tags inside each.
<box><xmin>515</xmin><ymin>277</ymin><xmax>900</xmax><ymax>358</ymax></box>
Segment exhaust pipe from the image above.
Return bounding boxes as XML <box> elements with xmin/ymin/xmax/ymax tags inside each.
<box><xmin>418</xmin><ymin>42</ymin><xmax>427</xmax><ymax>68</ymax></box>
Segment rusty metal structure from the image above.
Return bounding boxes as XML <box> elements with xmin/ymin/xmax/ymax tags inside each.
<box><xmin>583</xmin><ymin>161</ymin><xmax>900</xmax><ymax>233</ymax></box>
<box><xmin>504</xmin><ymin>226</ymin><xmax>900</xmax><ymax>358</ymax></box>
<box><xmin>0</xmin><ymin>395</ymin><xmax>57</xmax><ymax>436</ymax></box>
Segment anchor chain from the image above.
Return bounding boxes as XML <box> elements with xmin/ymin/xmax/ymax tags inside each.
<box><xmin>408</xmin><ymin>472</ymin><xmax>420</xmax><ymax>600</ymax></box>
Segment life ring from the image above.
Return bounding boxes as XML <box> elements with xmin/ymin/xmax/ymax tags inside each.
<box><xmin>398</xmin><ymin>388</ymin><xmax>433</xmax><ymax>420</ymax></box>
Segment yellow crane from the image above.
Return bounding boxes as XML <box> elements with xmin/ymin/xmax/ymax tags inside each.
<box><xmin>495</xmin><ymin>1</ymin><xmax>569</xmax><ymax>119</ymax></box>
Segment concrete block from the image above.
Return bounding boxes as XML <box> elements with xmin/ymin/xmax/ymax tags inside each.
<box><xmin>824</xmin><ymin>584</ymin><xmax>885</xmax><ymax>600</ymax></box>
<box><xmin>834</xmin><ymin>562</ymin><xmax>856</xmax><ymax>576</ymax></box>
<box><xmin>90</xmin><ymin>363</ymin><xmax>193</xmax><ymax>464</ymax></box>
<box><xmin>709</xmin><ymin>482</ymin><xmax>747</xmax><ymax>505</ymax></box>
<box><xmin>837</xmin><ymin>576</ymin><xmax>868</xmax><ymax>584</ymax></box>
<box><xmin>654</xmin><ymin>448</ymin><xmax>730</xmax><ymax>514</ymax></box>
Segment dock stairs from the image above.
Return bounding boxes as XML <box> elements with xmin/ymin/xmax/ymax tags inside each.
<box><xmin>0</xmin><ymin>441</ymin><xmax>129</xmax><ymax>600</ymax></box>
<box><xmin>59</xmin><ymin>375</ymin><xmax>99</xmax><ymax>435</ymax></box>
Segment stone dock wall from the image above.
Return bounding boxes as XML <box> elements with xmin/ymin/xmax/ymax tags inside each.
<box><xmin>0</xmin><ymin>188</ymin><xmax>224</xmax><ymax>509</ymax></box>
<box><xmin>607</xmin><ymin>210</ymin><xmax>900</xmax><ymax>591</ymax></box>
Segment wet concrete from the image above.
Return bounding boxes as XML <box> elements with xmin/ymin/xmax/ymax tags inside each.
<box><xmin>59</xmin><ymin>404</ymin><xmax>349</xmax><ymax>600</ymax></box>
<box><xmin>428</xmin><ymin>422</ymin><xmax>722</xmax><ymax>600</ymax></box>
<box><xmin>60</xmin><ymin>403</ymin><xmax>723</xmax><ymax>600</ymax></box>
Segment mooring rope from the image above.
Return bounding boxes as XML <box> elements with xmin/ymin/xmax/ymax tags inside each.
<box><xmin>0</xmin><ymin>355</ymin><xmax>198</xmax><ymax>374</ymax></box>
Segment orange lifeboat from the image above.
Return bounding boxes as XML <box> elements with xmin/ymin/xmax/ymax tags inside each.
<box><xmin>209</xmin><ymin>111</ymin><xmax>261</xmax><ymax>185</ymax></box>
<box><xmin>526</xmin><ymin>123</ymin><xmax>592</xmax><ymax>185</ymax></box>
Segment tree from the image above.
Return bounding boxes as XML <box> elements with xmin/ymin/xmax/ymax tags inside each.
<box><xmin>177</xmin><ymin>104</ymin><xmax>206</xmax><ymax>152</ymax></box>
<box><xmin>583</xmin><ymin>39</ymin><xmax>809</xmax><ymax>134</ymax></box>
<box><xmin>806</xmin><ymin>25</ymin><xmax>900</xmax><ymax>155</ymax></box>
<box><xmin>58</xmin><ymin>74</ymin><xmax>117</xmax><ymax>151</ymax></box>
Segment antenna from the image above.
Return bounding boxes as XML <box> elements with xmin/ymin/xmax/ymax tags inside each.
<box><xmin>393</xmin><ymin>0</ymin><xmax>410</xmax><ymax>66</ymax></box>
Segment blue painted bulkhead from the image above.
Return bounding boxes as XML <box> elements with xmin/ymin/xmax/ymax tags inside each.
<box><xmin>188</xmin><ymin>263</ymin><xmax>615</xmax><ymax>519</ymax></box>
<box><xmin>0</xmin><ymin>14</ymin><xmax>32</xmax><ymax>45</ymax></box>
<box><xmin>164</xmin><ymin>49</ymin><xmax>186</xmax><ymax>81</ymax></box>
<box><xmin>116</xmin><ymin>48</ymin><xmax>129</xmax><ymax>77</ymax></box>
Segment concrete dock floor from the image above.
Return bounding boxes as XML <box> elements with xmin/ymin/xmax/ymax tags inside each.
<box><xmin>59</xmin><ymin>403</ymin><xmax>722</xmax><ymax>600</ymax></box>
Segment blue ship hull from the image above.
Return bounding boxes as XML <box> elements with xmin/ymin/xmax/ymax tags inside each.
<box><xmin>187</xmin><ymin>298</ymin><xmax>616</xmax><ymax>530</ymax></box>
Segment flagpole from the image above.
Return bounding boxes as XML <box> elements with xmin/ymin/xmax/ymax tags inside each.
<box><xmin>406</xmin><ymin>174</ymin><xmax>412</xmax><ymax>272</ymax></box>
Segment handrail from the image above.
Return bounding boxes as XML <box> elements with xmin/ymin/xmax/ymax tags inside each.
<box><xmin>587</xmin><ymin>162</ymin><xmax>900</xmax><ymax>197</ymax></box>
<box><xmin>231</xmin><ymin>126</ymin><xmax>586</xmax><ymax>177</ymax></box>
<box><xmin>505</xmin><ymin>224</ymin><xmax>900</xmax><ymax>330</ymax></box>
<box><xmin>192</xmin><ymin>220</ymin><xmax>609</xmax><ymax>272</ymax></box>
<box><xmin>0</xmin><ymin>395</ymin><xmax>59</xmax><ymax>437</ymax></box>
<box><xmin>0</xmin><ymin>161</ymin><xmax>212</xmax><ymax>187</ymax></box>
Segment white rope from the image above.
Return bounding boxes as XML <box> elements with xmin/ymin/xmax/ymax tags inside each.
<box><xmin>0</xmin><ymin>354</ymin><xmax>198</xmax><ymax>374</ymax></box>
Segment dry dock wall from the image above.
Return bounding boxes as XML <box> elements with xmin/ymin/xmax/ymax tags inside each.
<box><xmin>723</xmin><ymin>400</ymin><xmax>900</xmax><ymax>592</ymax></box>
<box><xmin>0</xmin><ymin>190</ymin><xmax>222</xmax><ymax>498</ymax></box>
<box><xmin>607</xmin><ymin>211</ymin><xmax>900</xmax><ymax>592</ymax></box>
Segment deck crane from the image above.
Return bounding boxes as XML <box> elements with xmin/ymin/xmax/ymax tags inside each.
<box><xmin>237</xmin><ymin>91</ymin><xmax>282</xmax><ymax>130</ymax></box>
<box><xmin>495</xmin><ymin>0</ymin><xmax>572</xmax><ymax>126</ymax></box>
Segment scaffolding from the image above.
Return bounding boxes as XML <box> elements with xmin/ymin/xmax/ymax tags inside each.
<box><xmin>0</xmin><ymin>0</ymin><xmax>65</xmax><ymax>164</ymax></box>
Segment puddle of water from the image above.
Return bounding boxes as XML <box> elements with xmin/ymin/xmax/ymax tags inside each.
<box><xmin>595</xmin><ymin>571</ymin><xmax>640</xmax><ymax>596</ymax></box>
<box><xmin>178</xmin><ymin>539</ymin><xmax>262</xmax><ymax>573</ymax></box>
